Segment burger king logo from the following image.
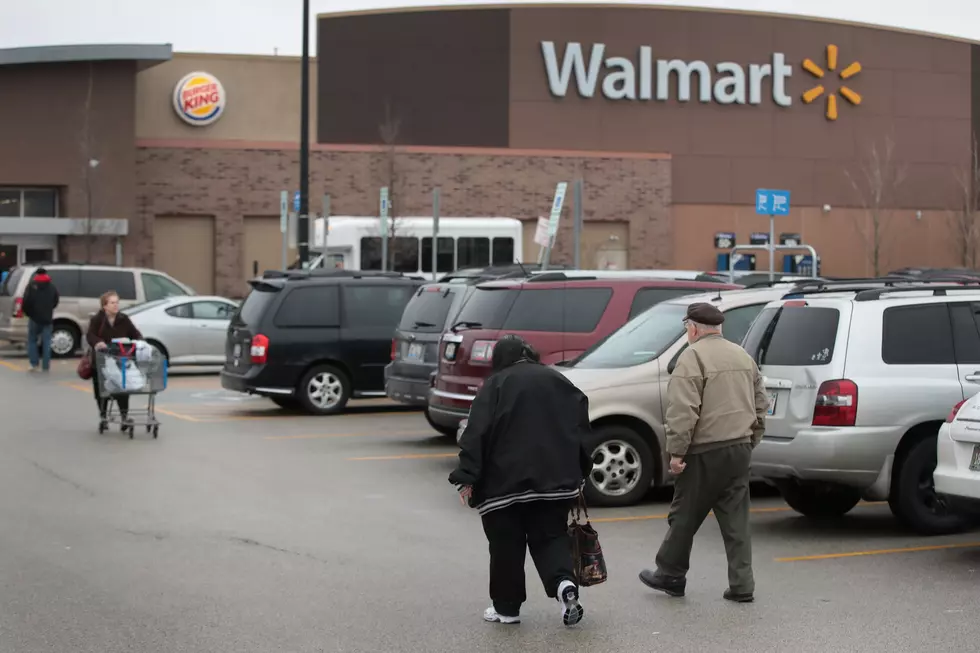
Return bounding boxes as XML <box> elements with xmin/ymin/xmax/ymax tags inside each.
<box><xmin>172</xmin><ymin>72</ymin><xmax>226</xmax><ymax>126</ymax></box>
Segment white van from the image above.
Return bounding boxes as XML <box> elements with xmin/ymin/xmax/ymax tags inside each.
<box><xmin>307</xmin><ymin>217</ymin><xmax>523</xmax><ymax>280</ymax></box>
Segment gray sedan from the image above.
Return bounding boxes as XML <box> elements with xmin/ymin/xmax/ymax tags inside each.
<box><xmin>124</xmin><ymin>296</ymin><xmax>238</xmax><ymax>366</ymax></box>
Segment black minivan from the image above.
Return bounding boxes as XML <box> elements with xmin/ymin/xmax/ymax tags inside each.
<box><xmin>221</xmin><ymin>270</ymin><xmax>423</xmax><ymax>414</ymax></box>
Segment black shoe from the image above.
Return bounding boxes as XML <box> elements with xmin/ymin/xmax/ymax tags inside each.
<box><xmin>723</xmin><ymin>589</ymin><xmax>754</xmax><ymax>603</ymax></box>
<box><xmin>639</xmin><ymin>569</ymin><xmax>686</xmax><ymax>597</ymax></box>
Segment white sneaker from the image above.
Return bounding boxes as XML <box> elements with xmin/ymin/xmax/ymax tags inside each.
<box><xmin>558</xmin><ymin>580</ymin><xmax>584</xmax><ymax>627</ymax></box>
<box><xmin>483</xmin><ymin>607</ymin><xmax>520</xmax><ymax>624</ymax></box>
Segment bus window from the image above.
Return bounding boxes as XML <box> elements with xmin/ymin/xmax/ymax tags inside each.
<box><xmin>491</xmin><ymin>237</ymin><xmax>514</xmax><ymax>265</ymax></box>
<box><xmin>422</xmin><ymin>237</ymin><xmax>455</xmax><ymax>272</ymax></box>
<box><xmin>360</xmin><ymin>236</ymin><xmax>419</xmax><ymax>273</ymax></box>
<box><xmin>458</xmin><ymin>237</ymin><xmax>490</xmax><ymax>268</ymax></box>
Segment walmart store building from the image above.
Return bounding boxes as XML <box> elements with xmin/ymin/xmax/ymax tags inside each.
<box><xmin>1</xmin><ymin>4</ymin><xmax>978</xmax><ymax>297</ymax></box>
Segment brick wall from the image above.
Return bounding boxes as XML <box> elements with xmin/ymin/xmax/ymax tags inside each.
<box><xmin>135</xmin><ymin>146</ymin><xmax>672</xmax><ymax>297</ymax></box>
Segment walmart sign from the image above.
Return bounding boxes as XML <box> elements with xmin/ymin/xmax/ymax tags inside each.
<box><xmin>541</xmin><ymin>41</ymin><xmax>793</xmax><ymax>106</ymax></box>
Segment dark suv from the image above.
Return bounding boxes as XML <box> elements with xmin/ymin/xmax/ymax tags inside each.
<box><xmin>385</xmin><ymin>264</ymin><xmax>545</xmax><ymax>433</ymax></box>
<box><xmin>427</xmin><ymin>272</ymin><xmax>738</xmax><ymax>433</ymax></box>
<box><xmin>221</xmin><ymin>270</ymin><xmax>423</xmax><ymax>414</ymax></box>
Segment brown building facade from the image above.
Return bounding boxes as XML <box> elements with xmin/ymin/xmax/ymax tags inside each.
<box><xmin>1</xmin><ymin>6</ymin><xmax>979</xmax><ymax>298</ymax></box>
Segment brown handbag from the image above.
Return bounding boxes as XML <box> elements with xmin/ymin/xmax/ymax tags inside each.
<box><xmin>567</xmin><ymin>489</ymin><xmax>608</xmax><ymax>587</ymax></box>
<box><xmin>77</xmin><ymin>317</ymin><xmax>104</xmax><ymax>380</ymax></box>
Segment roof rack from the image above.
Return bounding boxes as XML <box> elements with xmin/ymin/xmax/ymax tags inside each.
<box><xmin>782</xmin><ymin>276</ymin><xmax>980</xmax><ymax>296</ymax></box>
<box><xmin>854</xmin><ymin>285</ymin><xmax>980</xmax><ymax>302</ymax></box>
<box><xmin>261</xmin><ymin>269</ymin><xmax>406</xmax><ymax>281</ymax></box>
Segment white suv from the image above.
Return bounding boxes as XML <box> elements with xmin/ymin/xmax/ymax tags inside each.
<box><xmin>744</xmin><ymin>283</ymin><xmax>980</xmax><ymax>534</ymax></box>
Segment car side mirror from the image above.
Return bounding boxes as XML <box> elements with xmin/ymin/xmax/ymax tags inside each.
<box><xmin>667</xmin><ymin>344</ymin><xmax>688</xmax><ymax>374</ymax></box>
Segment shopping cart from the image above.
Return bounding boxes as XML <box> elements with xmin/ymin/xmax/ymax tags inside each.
<box><xmin>95</xmin><ymin>339</ymin><xmax>168</xmax><ymax>439</ymax></box>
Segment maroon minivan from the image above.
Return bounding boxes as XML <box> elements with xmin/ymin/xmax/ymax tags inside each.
<box><xmin>426</xmin><ymin>273</ymin><xmax>738</xmax><ymax>433</ymax></box>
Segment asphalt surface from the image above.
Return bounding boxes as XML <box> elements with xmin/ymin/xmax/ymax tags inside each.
<box><xmin>1</xmin><ymin>352</ymin><xmax>980</xmax><ymax>652</ymax></box>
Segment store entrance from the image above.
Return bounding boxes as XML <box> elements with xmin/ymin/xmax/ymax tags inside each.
<box><xmin>0</xmin><ymin>245</ymin><xmax>17</xmax><ymax>274</ymax></box>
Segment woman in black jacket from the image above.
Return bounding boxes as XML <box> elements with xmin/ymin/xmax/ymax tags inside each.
<box><xmin>87</xmin><ymin>290</ymin><xmax>143</xmax><ymax>426</ymax></box>
<box><xmin>449</xmin><ymin>335</ymin><xmax>593</xmax><ymax>628</ymax></box>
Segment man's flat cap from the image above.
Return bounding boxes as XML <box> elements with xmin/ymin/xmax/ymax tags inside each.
<box><xmin>686</xmin><ymin>302</ymin><xmax>725</xmax><ymax>325</ymax></box>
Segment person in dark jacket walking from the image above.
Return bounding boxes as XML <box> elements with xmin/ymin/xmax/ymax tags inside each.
<box><xmin>449</xmin><ymin>335</ymin><xmax>593</xmax><ymax>627</ymax></box>
<box><xmin>87</xmin><ymin>290</ymin><xmax>143</xmax><ymax>426</ymax></box>
<box><xmin>22</xmin><ymin>267</ymin><xmax>60</xmax><ymax>372</ymax></box>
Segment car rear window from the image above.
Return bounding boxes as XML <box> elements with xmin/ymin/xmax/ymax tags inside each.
<box><xmin>275</xmin><ymin>286</ymin><xmax>340</xmax><ymax>328</ymax></box>
<box><xmin>0</xmin><ymin>268</ymin><xmax>24</xmax><ymax>296</ymax></box>
<box><xmin>399</xmin><ymin>286</ymin><xmax>459</xmax><ymax>333</ymax></box>
<box><xmin>453</xmin><ymin>287</ymin><xmax>518</xmax><ymax>330</ymax></box>
<box><xmin>743</xmin><ymin>305</ymin><xmax>840</xmax><ymax>366</ymax></box>
<box><xmin>503</xmin><ymin>287</ymin><xmax>613</xmax><ymax>333</ymax></box>
<box><xmin>236</xmin><ymin>286</ymin><xmax>280</xmax><ymax>326</ymax></box>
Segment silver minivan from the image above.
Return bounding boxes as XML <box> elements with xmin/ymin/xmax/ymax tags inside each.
<box><xmin>0</xmin><ymin>264</ymin><xmax>194</xmax><ymax>357</ymax></box>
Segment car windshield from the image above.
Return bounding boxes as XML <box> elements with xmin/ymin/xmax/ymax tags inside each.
<box><xmin>569</xmin><ymin>301</ymin><xmax>688</xmax><ymax>369</ymax></box>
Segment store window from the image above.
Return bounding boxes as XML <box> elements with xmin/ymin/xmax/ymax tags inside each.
<box><xmin>0</xmin><ymin>187</ymin><xmax>59</xmax><ymax>218</ymax></box>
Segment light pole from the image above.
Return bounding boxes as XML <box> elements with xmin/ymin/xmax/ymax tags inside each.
<box><xmin>297</xmin><ymin>0</ymin><xmax>311</xmax><ymax>269</ymax></box>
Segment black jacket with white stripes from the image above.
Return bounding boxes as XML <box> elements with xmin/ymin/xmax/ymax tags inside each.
<box><xmin>448</xmin><ymin>360</ymin><xmax>594</xmax><ymax>516</ymax></box>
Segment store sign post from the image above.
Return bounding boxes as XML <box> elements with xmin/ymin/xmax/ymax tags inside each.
<box><xmin>380</xmin><ymin>187</ymin><xmax>390</xmax><ymax>272</ymax></box>
<box><xmin>280</xmin><ymin>190</ymin><xmax>288</xmax><ymax>270</ymax></box>
<box><xmin>540</xmin><ymin>182</ymin><xmax>568</xmax><ymax>271</ymax></box>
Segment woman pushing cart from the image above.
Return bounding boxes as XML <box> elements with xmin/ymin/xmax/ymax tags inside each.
<box><xmin>85</xmin><ymin>291</ymin><xmax>168</xmax><ymax>438</ymax></box>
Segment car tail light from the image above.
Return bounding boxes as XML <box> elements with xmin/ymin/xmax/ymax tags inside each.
<box><xmin>470</xmin><ymin>340</ymin><xmax>496</xmax><ymax>363</ymax></box>
<box><xmin>812</xmin><ymin>379</ymin><xmax>858</xmax><ymax>427</ymax></box>
<box><xmin>947</xmin><ymin>399</ymin><xmax>968</xmax><ymax>423</ymax></box>
<box><xmin>250</xmin><ymin>334</ymin><xmax>269</xmax><ymax>364</ymax></box>
<box><xmin>12</xmin><ymin>297</ymin><xmax>23</xmax><ymax>318</ymax></box>
<box><xmin>391</xmin><ymin>339</ymin><xmax>398</xmax><ymax>360</ymax></box>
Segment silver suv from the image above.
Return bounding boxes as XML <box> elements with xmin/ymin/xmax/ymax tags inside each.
<box><xmin>744</xmin><ymin>283</ymin><xmax>980</xmax><ymax>534</ymax></box>
<box><xmin>0</xmin><ymin>264</ymin><xmax>194</xmax><ymax>357</ymax></box>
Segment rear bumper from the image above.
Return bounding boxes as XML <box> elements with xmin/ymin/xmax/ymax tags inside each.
<box><xmin>935</xmin><ymin>423</ymin><xmax>980</xmax><ymax>504</ymax></box>
<box><xmin>220</xmin><ymin>368</ymin><xmax>295</xmax><ymax>397</ymax></box>
<box><xmin>384</xmin><ymin>363</ymin><xmax>432</xmax><ymax>407</ymax></box>
<box><xmin>751</xmin><ymin>425</ymin><xmax>901</xmax><ymax>490</ymax></box>
<box><xmin>426</xmin><ymin>403</ymin><xmax>469</xmax><ymax>429</ymax></box>
<box><xmin>0</xmin><ymin>321</ymin><xmax>28</xmax><ymax>342</ymax></box>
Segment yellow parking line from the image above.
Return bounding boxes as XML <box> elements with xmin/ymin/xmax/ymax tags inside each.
<box><xmin>154</xmin><ymin>407</ymin><xmax>204</xmax><ymax>423</ymax></box>
<box><xmin>776</xmin><ymin>541</ymin><xmax>980</xmax><ymax>562</ymax></box>
<box><xmin>348</xmin><ymin>452</ymin><xmax>458</xmax><ymax>461</ymax></box>
<box><xmin>266</xmin><ymin>431</ymin><xmax>435</xmax><ymax>440</ymax></box>
<box><xmin>0</xmin><ymin>360</ymin><xmax>27</xmax><ymax>371</ymax></box>
<box><xmin>592</xmin><ymin>500</ymin><xmax>886</xmax><ymax>524</ymax></box>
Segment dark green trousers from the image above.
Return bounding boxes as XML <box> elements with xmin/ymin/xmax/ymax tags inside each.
<box><xmin>655</xmin><ymin>442</ymin><xmax>754</xmax><ymax>594</ymax></box>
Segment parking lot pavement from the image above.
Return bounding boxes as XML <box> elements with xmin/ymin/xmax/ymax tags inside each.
<box><xmin>1</xmin><ymin>362</ymin><xmax>980</xmax><ymax>652</ymax></box>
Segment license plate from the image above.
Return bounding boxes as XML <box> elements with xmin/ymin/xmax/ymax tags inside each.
<box><xmin>767</xmin><ymin>392</ymin><xmax>777</xmax><ymax>416</ymax></box>
<box><xmin>407</xmin><ymin>343</ymin><xmax>424</xmax><ymax>361</ymax></box>
<box><xmin>971</xmin><ymin>445</ymin><xmax>980</xmax><ymax>472</ymax></box>
<box><xmin>233</xmin><ymin>344</ymin><xmax>242</xmax><ymax>357</ymax></box>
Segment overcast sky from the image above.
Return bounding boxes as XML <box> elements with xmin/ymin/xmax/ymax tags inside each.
<box><xmin>2</xmin><ymin>0</ymin><xmax>978</xmax><ymax>56</ymax></box>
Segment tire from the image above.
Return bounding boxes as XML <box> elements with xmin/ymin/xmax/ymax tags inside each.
<box><xmin>50</xmin><ymin>321</ymin><xmax>80</xmax><ymax>359</ymax></box>
<box><xmin>296</xmin><ymin>364</ymin><xmax>351</xmax><ymax>415</ymax></box>
<box><xmin>270</xmin><ymin>396</ymin><xmax>301</xmax><ymax>410</ymax></box>
<box><xmin>583</xmin><ymin>424</ymin><xmax>655</xmax><ymax>507</ymax></box>
<box><xmin>889</xmin><ymin>436</ymin><xmax>973</xmax><ymax>535</ymax></box>
<box><xmin>775</xmin><ymin>480</ymin><xmax>862</xmax><ymax>518</ymax></box>
<box><xmin>424</xmin><ymin>408</ymin><xmax>458</xmax><ymax>438</ymax></box>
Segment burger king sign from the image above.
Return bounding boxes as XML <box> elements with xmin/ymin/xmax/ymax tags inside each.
<box><xmin>172</xmin><ymin>71</ymin><xmax>226</xmax><ymax>126</ymax></box>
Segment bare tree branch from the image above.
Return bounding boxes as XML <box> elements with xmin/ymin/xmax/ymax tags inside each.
<box><xmin>80</xmin><ymin>61</ymin><xmax>98</xmax><ymax>263</ymax></box>
<box><xmin>845</xmin><ymin>134</ymin><xmax>907</xmax><ymax>276</ymax></box>
<box><xmin>948</xmin><ymin>132</ymin><xmax>980</xmax><ymax>268</ymax></box>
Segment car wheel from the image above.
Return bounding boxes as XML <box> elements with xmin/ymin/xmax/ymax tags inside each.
<box><xmin>889</xmin><ymin>436</ymin><xmax>973</xmax><ymax>535</ymax></box>
<box><xmin>774</xmin><ymin>480</ymin><xmax>862</xmax><ymax>518</ymax></box>
<box><xmin>424</xmin><ymin>408</ymin><xmax>457</xmax><ymax>438</ymax></box>
<box><xmin>297</xmin><ymin>364</ymin><xmax>350</xmax><ymax>415</ymax></box>
<box><xmin>584</xmin><ymin>424</ymin><xmax>654</xmax><ymax>508</ymax></box>
<box><xmin>50</xmin><ymin>321</ymin><xmax>80</xmax><ymax>358</ymax></box>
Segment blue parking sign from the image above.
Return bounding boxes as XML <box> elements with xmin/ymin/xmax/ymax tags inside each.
<box><xmin>293</xmin><ymin>191</ymin><xmax>301</xmax><ymax>212</ymax></box>
<box><xmin>756</xmin><ymin>189</ymin><xmax>791</xmax><ymax>216</ymax></box>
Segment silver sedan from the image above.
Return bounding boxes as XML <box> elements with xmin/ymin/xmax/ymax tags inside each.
<box><xmin>124</xmin><ymin>296</ymin><xmax>239</xmax><ymax>366</ymax></box>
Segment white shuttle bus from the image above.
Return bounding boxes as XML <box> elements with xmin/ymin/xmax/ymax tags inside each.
<box><xmin>308</xmin><ymin>216</ymin><xmax>524</xmax><ymax>280</ymax></box>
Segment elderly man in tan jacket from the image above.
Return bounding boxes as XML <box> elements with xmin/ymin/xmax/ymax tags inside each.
<box><xmin>639</xmin><ymin>301</ymin><xmax>768</xmax><ymax>603</ymax></box>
